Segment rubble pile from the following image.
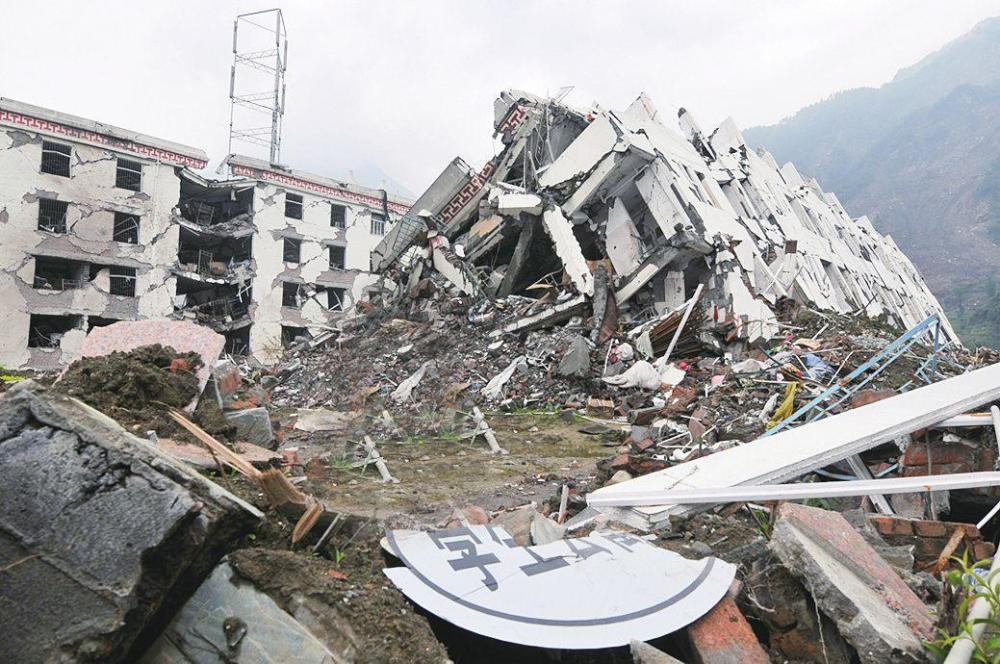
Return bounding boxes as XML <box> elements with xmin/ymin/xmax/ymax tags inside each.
<box><xmin>9</xmin><ymin>88</ymin><xmax>1000</xmax><ymax>664</ymax></box>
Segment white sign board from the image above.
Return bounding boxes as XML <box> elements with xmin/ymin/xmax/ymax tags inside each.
<box><xmin>383</xmin><ymin>525</ymin><xmax>735</xmax><ymax>649</ymax></box>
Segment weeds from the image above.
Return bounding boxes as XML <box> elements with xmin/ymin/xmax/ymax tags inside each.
<box><xmin>925</xmin><ymin>551</ymin><xmax>1000</xmax><ymax>662</ymax></box>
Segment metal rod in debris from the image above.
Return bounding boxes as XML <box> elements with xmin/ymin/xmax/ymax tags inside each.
<box><xmin>659</xmin><ymin>283</ymin><xmax>703</xmax><ymax>365</ymax></box>
<box><xmin>472</xmin><ymin>406</ymin><xmax>508</xmax><ymax>455</ymax></box>
<box><xmin>974</xmin><ymin>406</ymin><xmax>1000</xmax><ymax>531</ymax></box>
<box><xmin>362</xmin><ymin>435</ymin><xmax>399</xmax><ymax>483</ymax></box>
<box><xmin>586</xmin><ymin>472</ymin><xmax>1000</xmax><ymax>508</ymax></box>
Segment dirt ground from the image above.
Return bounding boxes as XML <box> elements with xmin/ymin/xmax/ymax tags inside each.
<box><xmin>285</xmin><ymin>410</ymin><xmax>613</xmax><ymax>520</ymax></box>
<box><xmin>212</xmin><ymin>410</ymin><xmax>616</xmax><ymax>663</ymax></box>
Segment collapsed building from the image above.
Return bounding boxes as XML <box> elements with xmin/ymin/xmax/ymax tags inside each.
<box><xmin>371</xmin><ymin>90</ymin><xmax>957</xmax><ymax>350</ymax></box>
<box><xmin>0</xmin><ymin>97</ymin><xmax>408</xmax><ymax>369</ymax></box>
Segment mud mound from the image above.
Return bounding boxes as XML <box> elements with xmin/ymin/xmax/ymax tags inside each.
<box><xmin>57</xmin><ymin>344</ymin><xmax>203</xmax><ymax>432</ymax></box>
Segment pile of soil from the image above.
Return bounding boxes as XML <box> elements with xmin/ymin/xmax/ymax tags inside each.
<box><xmin>56</xmin><ymin>344</ymin><xmax>205</xmax><ymax>435</ymax></box>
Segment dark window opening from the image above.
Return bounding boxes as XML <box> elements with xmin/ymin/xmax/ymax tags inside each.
<box><xmin>283</xmin><ymin>237</ymin><xmax>302</xmax><ymax>264</ymax></box>
<box><xmin>224</xmin><ymin>327</ymin><xmax>251</xmax><ymax>356</ymax></box>
<box><xmin>113</xmin><ymin>212</ymin><xmax>140</xmax><ymax>244</ymax></box>
<box><xmin>327</xmin><ymin>287</ymin><xmax>346</xmax><ymax>311</ymax></box>
<box><xmin>109</xmin><ymin>266</ymin><xmax>137</xmax><ymax>297</ymax></box>
<box><xmin>33</xmin><ymin>255</ymin><xmax>85</xmax><ymax>290</ymax></box>
<box><xmin>86</xmin><ymin>316</ymin><xmax>120</xmax><ymax>331</ymax></box>
<box><xmin>28</xmin><ymin>314</ymin><xmax>81</xmax><ymax>348</ymax></box>
<box><xmin>370</xmin><ymin>212</ymin><xmax>386</xmax><ymax>236</ymax></box>
<box><xmin>38</xmin><ymin>199</ymin><xmax>68</xmax><ymax>233</ymax></box>
<box><xmin>41</xmin><ymin>141</ymin><xmax>71</xmax><ymax>177</ymax></box>
<box><xmin>115</xmin><ymin>158</ymin><xmax>142</xmax><ymax>191</ymax></box>
<box><xmin>282</xmin><ymin>282</ymin><xmax>301</xmax><ymax>308</ymax></box>
<box><xmin>281</xmin><ymin>325</ymin><xmax>309</xmax><ymax>348</ymax></box>
<box><xmin>329</xmin><ymin>245</ymin><xmax>345</xmax><ymax>270</ymax></box>
<box><xmin>285</xmin><ymin>192</ymin><xmax>303</xmax><ymax>219</ymax></box>
<box><xmin>331</xmin><ymin>204</ymin><xmax>346</xmax><ymax>229</ymax></box>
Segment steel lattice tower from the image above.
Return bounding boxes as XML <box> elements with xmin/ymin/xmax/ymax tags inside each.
<box><xmin>228</xmin><ymin>8</ymin><xmax>287</xmax><ymax>164</ymax></box>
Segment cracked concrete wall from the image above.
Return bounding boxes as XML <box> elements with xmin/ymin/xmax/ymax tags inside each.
<box><xmin>0</xmin><ymin>127</ymin><xmax>179</xmax><ymax>370</ymax></box>
<box><xmin>247</xmin><ymin>181</ymin><xmax>394</xmax><ymax>363</ymax></box>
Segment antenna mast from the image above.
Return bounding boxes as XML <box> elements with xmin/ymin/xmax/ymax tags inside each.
<box><xmin>228</xmin><ymin>8</ymin><xmax>287</xmax><ymax>164</ymax></box>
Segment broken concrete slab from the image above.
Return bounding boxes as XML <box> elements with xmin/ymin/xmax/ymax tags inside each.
<box><xmin>293</xmin><ymin>408</ymin><xmax>352</xmax><ymax>433</ymax></box>
<box><xmin>140</xmin><ymin>561</ymin><xmax>348</xmax><ymax>663</ymax></box>
<box><xmin>223</xmin><ymin>406</ymin><xmax>275</xmax><ymax>449</ymax></box>
<box><xmin>0</xmin><ymin>384</ymin><xmax>261</xmax><ymax>663</ymax></box>
<box><xmin>390</xmin><ymin>359</ymin><xmax>435</xmax><ymax>403</ymax></box>
<box><xmin>557</xmin><ymin>334</ymin><xmax>592</xmax><ymax>377</ymax></box>
<box><xmin>630</xmin><ymin>640</ymin><xmax>685</xmax><ymax>664</ymax></box>
<box><xmin>66</xmin><ymin>320</ymin><xmax>225</xmax><ymax>412</ymax></box>
<box><xmin>768</xmin><ymin>502</ymin><xmax>933</xmax><ymax>664</ymax></box>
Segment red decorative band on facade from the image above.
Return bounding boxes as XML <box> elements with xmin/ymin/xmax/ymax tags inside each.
<box><xmin>230</xmin><ymin>164</ymin><xmax>409</xmax><ymax>215</ymax></box>
<box><xmin>0</xmin><ymin>110</ymin><xmax>208</xmax><ymax>169</ymax></box>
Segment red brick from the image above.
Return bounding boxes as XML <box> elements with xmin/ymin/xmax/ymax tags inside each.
<box><xmin>633</xmin><ymin>438</ymin><xmax>656</xmax><ymax>452</ymax></box>
<box><xmin>687</xmin><ymin>596</ymin><xmax>769</xmax><ymax>664</ymax></box>
<box><xmin>610</xmin><ymin>453</ymin><xmax>630</xmax><ymax>469</ymax></box>
<box><xmin>974</xmin><ymin>542</ymin><xmax>996</xmax><ymax>562</ymax></box>
<box><xmin>913</xmin><ymin>537</ymin><xmax>948</xmax><ymax>563</ymax></box>
<box><xmin>903</xmin><ymin>442</ymin><xmax>976</xmax><ymax>468</ymax></box>
<box><xmin>912</xmin><ymin>520</ymin><xmax>948</xmax><ymax>538</ymax></box>
<box><xmin>867</xmin><ymin>514</ymin><xmax>913</xmax><ymax>536</ymax></box>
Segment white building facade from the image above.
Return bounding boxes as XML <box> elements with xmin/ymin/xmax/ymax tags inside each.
<box><xmin>0</xmin><ymin>98</ymin><xmax>407</xmax><ymax>370</ymax></box>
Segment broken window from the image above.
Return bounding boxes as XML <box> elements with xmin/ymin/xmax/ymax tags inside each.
<box><xmin>40</xmin><ymin>141</ymin><xmax>71</xmax><ymax>177</ymax></box>
<box><xmin>281</xmin><ymin>281</ymin><xmax>301</xmax><ymax>308</ymax></box>
<box><xmin>329</xmin><ymin>245</ymin><xmax>346</xmax><ymax>270</ymax></box>
<box><xmin>33</xmin><ymin>255</ymin><xmax>84</xmax><ymax>290</ymax></box>
<box><xmin>115</xmin><ymin>158</ymin><xmax>142</xmax><ymax>191</ymax></box>
<box><xmin>327</xmin><ymin>287</ymin><xmax>346</xmax><ymax>311</ymax></box>
<box><xmin>281</xmin><ymin>325</ymin><xmax>309</xmax><ymax>348</ymax></box>
<box><xmin>37</xmin><ymin>199</ymin><xmax>68</xmax><ymax>233</ymax></box>
<box><xmin>370</xmin><ymin>212</ymin><xmax>386</xmax><ymax>236</ymax></box>
<box><xmin>331</xmin><ymin>204</ymin><xmax>347</xmax><ymax>229</ymax></box>
<box><xmin>285</xmin><ymin>192</ymin><xmax>303</xmax><ymax>219</ymax></box>
<box><xmin>283</xmin><ymin>237</ymin><xmax>302</xmax><ymax>264</ymax></box>
<box><xmin>109</xmin><ymin>266</ymin><xmax>137</xmax><ymax>297</ymax></box>
<box><xmin>28</xmin><ymin>314</ymin><xmax>81</xmax><ymax>348</ymax></box>
<box><xmin>112</xmin><ymin>212</ymin><xmax>140</xmax><ymax>244</ymax></box>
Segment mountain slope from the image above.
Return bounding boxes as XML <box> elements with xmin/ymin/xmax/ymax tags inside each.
<box><xmin>744</xmin><ymin>17</ymin><xmax>1000</xmax><ymax>347</ymax></box>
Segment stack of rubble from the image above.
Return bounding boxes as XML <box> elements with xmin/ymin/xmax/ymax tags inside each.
<box><xmin>370</xmin><ymin>89</ymin><xmax>957</xmax><ymax>353</ymax></box>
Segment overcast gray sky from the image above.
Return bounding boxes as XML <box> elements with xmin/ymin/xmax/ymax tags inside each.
<box><xmin>2</xmin><ymin>1</ymin><xmax>999</xmax><ymax>197</ymax></box>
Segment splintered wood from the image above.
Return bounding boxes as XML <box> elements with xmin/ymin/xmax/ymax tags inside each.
<box><xmin>168</xmin><ymin>410</ymin><xmax>326</xmax><ymax>545</ymax></box>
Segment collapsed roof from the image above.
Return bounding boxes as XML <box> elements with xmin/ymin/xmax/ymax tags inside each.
<box><xmin>372</xmin><ymin>90</ymin><xmax>958</xmax><ymax>348</ymax></box>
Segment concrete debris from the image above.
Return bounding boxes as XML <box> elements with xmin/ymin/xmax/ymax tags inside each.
<box><xmin>8</xmin><ymin>86</ymin><xmax>1000</xmax><ymax>664</ymax></box>
<box><xmin>0</xmin><ymin>384</ymin><xmax>261</xmax><ymax>663</ymax></box>
<box><xmin>223</xmin><ymin>406</ymin><xmax>275</xmax><ymax>449</ymax></box>
<box><xmin>769</xmin><ymin>502</ymin><xmax>933</xmax><ymax>664</ymax></box>
<box><xmin>630</xmin><ymin>640</ymin><xmax>686</xmax><ymax>664</ymax></box>
<box><xmin>557</xmin><ymin>334</ymin><xmax>592</xmax><ymax>377</ymax></box>
<box><xmin>141</xmin><ymin>561</ymin><xmax>347</xmax><ymax>664</ymax></box>
<box><xmin>390</xmin><ymin>359</ymin><xmax>435</xmax><ymax>403</ymax></box>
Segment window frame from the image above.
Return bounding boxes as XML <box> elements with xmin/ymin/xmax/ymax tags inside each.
<box><xmin>284</xmin><ymin>192</ymin><xmax>303</xmax><ymax>219</ymax></box>
<box><xmin>327</xmin><ymin>287</ymin><xmax>346</xmax><ymax>311</ymax></box>
<box><xmin>328</xmin><ymin>244</ymin><xmax>346</xmax><ymax>270</ymax></box>
<box><xmin>281</xmin><ymin>281</ymin><xmax>301</xmax><ymax>308</ymax></box>
<box><xmin>37</xmin><ymin>199</ymin><xmax>69</xmax><ymax>234</ymax></box>
<box><xmin>370</xmin><ymin>212</ymin><xmax>386</xmax><ymax>236</ymax></box>
<box><xmin>283</xmin><ymin>237</ymin><xmax>302</xmax><ymax>264</ymax></box>
<box><xmin>40</xmin><ymin>141</ymin><xmax>71</xmax><ymax>177</ymax></box>
<box><xmin>112</xmin><ymin>212</ymin><xmax>140</xmax><ymax>244</ymax></box>
<box><xmin>109</xmin><ymin>266</ymin><xmax>137</xmax><ymax>297</ymax></box>
<box><xmin>115</xmin><ymin>158</ymin><xmax>143</xmax><ymax>192</ymax></box>
<box><xmin>330</xmin><ymin>203</ymin><xmax>347</xmax><ymax>229</ymax></box>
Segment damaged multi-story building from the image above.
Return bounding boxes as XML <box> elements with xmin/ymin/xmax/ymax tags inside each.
<box><xmin>0</xmin><ymin>97</ymin><xmax>408</xmax><ymax>369</ymax></box>
<box><xmin>371</xmin><ymin>90</ymin><xmax>958</xmax><ymax>351</ymax></box>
